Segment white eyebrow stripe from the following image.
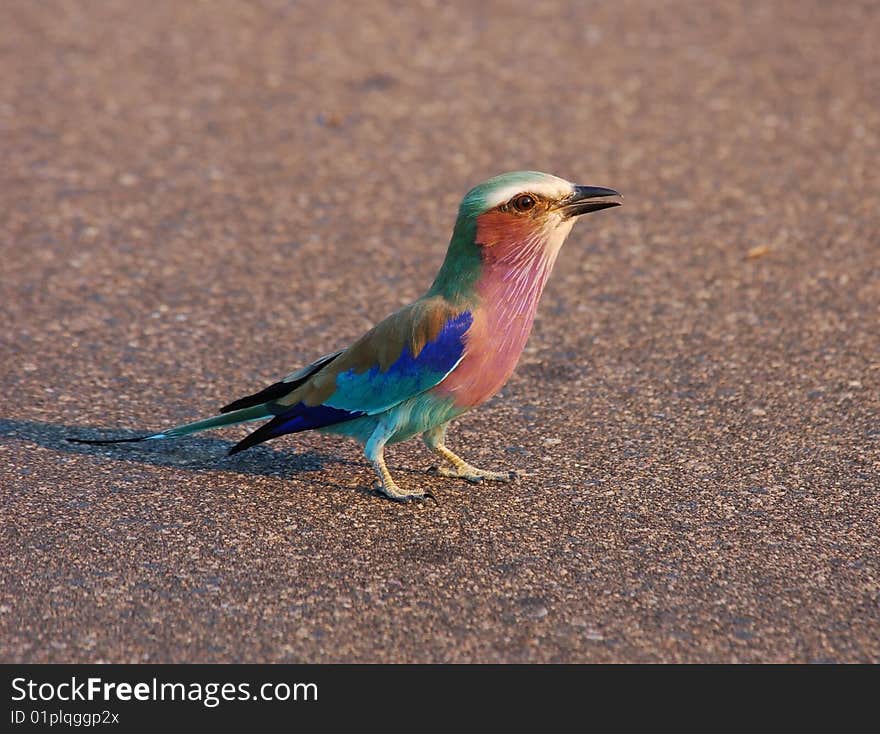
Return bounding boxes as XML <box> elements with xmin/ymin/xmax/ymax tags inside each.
<box><xmin>481</xmin><ymin>178</ymin><xmax>573</xmax><ymax>210</ymax></box>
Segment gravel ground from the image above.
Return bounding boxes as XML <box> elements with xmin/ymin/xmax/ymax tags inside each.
<box><xmin>1</xmin><ymin>0</ymin><xmax>878</xmax><ymax>663</ymax></box>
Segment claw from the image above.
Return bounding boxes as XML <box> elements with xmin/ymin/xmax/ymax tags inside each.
<box><xmin>389</xmin><ymin>494</ymin><xmax>417</xmax><ymax>504</ymax></box>
<box><xmin>428</xmin><ymin>465</ymin><xmax>516</xmax><ymax>484</ymax></box>
<box><xmin>371</xmin><ymin>480</ymin><xmax>435</xmax><ymax>504</ymax></box>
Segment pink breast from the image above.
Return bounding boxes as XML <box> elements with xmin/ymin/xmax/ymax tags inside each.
<box><xmin>433</xmin><ymin>257</ymin><xmax>551</xmax><ymax>409</ymax></box>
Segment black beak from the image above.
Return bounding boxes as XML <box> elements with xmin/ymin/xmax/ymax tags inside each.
<box><xmin>561</xmin><ymin>185</ymin><xmax>623</xmax><ymax>217</ymax></box>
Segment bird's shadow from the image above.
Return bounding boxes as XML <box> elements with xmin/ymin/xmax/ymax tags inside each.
<box><xmin>0</xmin><ymin>417</ymin><xmax>359</xmax><ymax>482</ymax></box>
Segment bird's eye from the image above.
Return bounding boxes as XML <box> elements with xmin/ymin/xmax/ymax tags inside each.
<box><xmin>511</xmin><ymin>194</ymin><xmax>536</xmax><ymax>212</ymax></box>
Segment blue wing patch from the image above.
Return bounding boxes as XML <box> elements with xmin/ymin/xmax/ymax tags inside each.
<box><xmin>226</xmin><ymin>310</ymin><xmax>472</xmax><ymax>456</ymax></box>
<box><xmin>326</xmin><ymin>310</ymin><xmax>472</xmax><ymax>415</ymax></box>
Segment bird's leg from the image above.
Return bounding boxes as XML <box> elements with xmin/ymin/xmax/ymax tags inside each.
<box><xmin>423</xmin><ymin>424</ymin><xmax>518</xmax><ymax>484</ymax></box>
<box><xmin>365</xmin><ymin>421</ymin><xmax>433</xmax><ymax>503</ymax></box>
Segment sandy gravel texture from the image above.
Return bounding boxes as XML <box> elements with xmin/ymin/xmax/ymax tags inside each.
<box><xmin>1</xmin><ymin>0</ymin><xmax>878</xmax><ymax>662</ymax></box>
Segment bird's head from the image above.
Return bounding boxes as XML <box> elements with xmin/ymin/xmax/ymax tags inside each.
<box><xmin>430</xmin><ymin>171</ymin><xmax>620</xmax><ymax>301</ymax></box>
<box><xmin>458</xmin><ymin>171</ymin><xmax>621</xmax><ymax>265</ymax></box>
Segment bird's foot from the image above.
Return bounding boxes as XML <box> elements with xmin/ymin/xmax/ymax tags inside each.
<box><xmin>371</xmin><ymin>480</ymin><xmax>436</xmax><ymax>504</ymax></box>
<box><xmin>428</xmin><ymin>464</ymin><xmax>519</xmax><ymax>484</ymax></box>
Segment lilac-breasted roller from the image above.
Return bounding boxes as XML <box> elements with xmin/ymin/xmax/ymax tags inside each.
<box><xmin>70</xmin><ymin>172</ymin><xmax>621</xmax><ymax>501</ymax></box>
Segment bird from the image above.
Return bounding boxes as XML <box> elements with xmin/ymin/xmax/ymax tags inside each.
<box><xmin>69</xmin><ymin>171</ymin><xmax>621</xmax><ymax>501</ymax></box>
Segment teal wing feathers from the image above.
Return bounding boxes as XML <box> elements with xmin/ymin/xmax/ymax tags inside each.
<box><xmin>226</xmin><ymin>300</ymin><xmax>473</xmax><ymax>454</ymax></box>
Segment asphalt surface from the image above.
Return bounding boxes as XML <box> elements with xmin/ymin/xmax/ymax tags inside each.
<box><xmin>1</xmin><ymin>0</ymin><xmax>878</xmax><ymax>663</ymax></box>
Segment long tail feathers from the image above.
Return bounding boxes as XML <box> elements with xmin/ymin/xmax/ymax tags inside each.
<box><xmin>67</xmin><ymin>434</ymin><xmax>160</xmax><ymax>445</ymax></box>
<box><xmin>66</xmin><ymin>404</ymin><xmax>272</xmax><ymax>447</ymax></box>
